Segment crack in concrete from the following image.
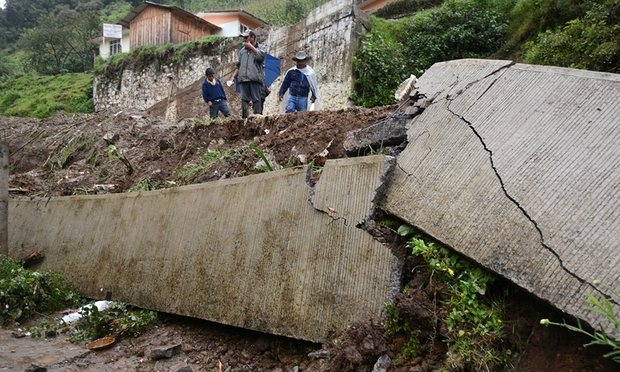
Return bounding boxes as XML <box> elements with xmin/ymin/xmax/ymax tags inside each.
<box><xmin>305</xmin><ymin>157</ymin><xmax>397</xmax><ymax>231</ymax></box>
<box><xmin>397</xmin><ymin>130</ymin><xmax>431</xmax><ymax>178</ymax></box>
<box><xmin>305</xmin><ymin>164</ymin><xmax>352</xmax><ymax>227</ymax></box>
<box><xmin>444</xmin><ymin>98</ymin><xmax>607</xmax><ymax>298</ymax></box>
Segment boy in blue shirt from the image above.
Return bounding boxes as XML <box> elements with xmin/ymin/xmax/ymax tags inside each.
<box><xmin>202</xmin><ymin>67</ymin><xmax>231</xmax><ymax>119</ymax></box>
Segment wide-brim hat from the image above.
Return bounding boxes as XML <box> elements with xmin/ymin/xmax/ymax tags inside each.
<box><xmin>292</xmin><ymin>51</ymin><xmax>311</xmax><ymax>61</ymax></box>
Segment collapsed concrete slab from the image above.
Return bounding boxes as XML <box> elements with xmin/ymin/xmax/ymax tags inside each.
<box><xmin>9</xmin><ymin>155</ymin><xmax>399</xmax><ymax>343</ymax></box>
<box><xmin>383</xmin><ymin>59</ymin><xmax>620</xmax><ymax>332</ymax></box>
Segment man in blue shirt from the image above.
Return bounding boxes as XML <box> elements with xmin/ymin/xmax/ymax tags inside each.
<box><xmin>278</xmin><ymin>51</ymin><xmax>320</xmax><ymax>113</ymax></box>
<box><xmin>202</xmin><ymin>67</ymin><xmax>231</xmax><ymax>119</ymax></box>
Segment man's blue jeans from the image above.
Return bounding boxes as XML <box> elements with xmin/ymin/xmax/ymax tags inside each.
<box><xmin>285</xmin><ymin>95</ymin><xmax>308</xmax><ymax>113</ymax></box>
<box><xmin>209</xmin><ymin>99</ymin><xmax>231</xmax><ymax>118</ymax></box>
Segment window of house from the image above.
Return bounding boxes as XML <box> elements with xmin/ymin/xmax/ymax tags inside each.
<box><xmin>110</xmin><ymin>39</ymin><xmax>122</xmax><ymax>55</ymax></box>
<box><xmin>240</xmin><ymin>24</ymin><xmax>248</xmax><ymax>34</ymax></box>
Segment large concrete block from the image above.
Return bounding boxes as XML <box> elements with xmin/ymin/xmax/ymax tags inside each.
<box><xmin>384</xmin><ymin>59</ymin><xmax>620</xmax><ymax>333</ymax></box>
<box><xmin>9</xmin><ymin>155</ymin><xmax>399</xmax><ymax>342</ymax></box>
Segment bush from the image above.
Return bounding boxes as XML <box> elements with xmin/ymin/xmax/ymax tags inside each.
<box><xmin>351</xmin><ymin>0</ymin><xmax>511</xmax><ymax>107</ymax></box>
<box><xmin>351</xmin><ymin>29</ymin><xmax>408</xmax><ymax>107</ymax></box>
<box><xmin>522</xmin><ymin>0</ymin><xmax>619</xmax><ymax>73</ymax></box>
<box><xmin>0</xmin><ymin>256</ymin><xmax>83</xmax><ymax>325</ymax></box>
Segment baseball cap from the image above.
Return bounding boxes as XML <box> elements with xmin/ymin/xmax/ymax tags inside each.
<box><xmin>240</xmin><ymin>29</ymin><xmax>256</xmax><ymax>38</ymax></box>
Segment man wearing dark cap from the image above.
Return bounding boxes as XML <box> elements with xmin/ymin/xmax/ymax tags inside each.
<box><xmin>202</xmin><ymin>67</ymin><xmax>231</xmax><ymax>119</ymax></box>
<box><xmin>278</xmin><ymin>51</ymin><xmax>320</xmax><ymax>113</ymax></box>
<box><xmin>230</xmin><ymin>29</ymin><xmax>266</xmax><ymax>118</ymax></box>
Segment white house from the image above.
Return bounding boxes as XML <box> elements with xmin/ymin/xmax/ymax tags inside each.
<box><xmin>197</xmin><ymin>9</ymin><xmax>268</xmax><ymax>37</ymax></box>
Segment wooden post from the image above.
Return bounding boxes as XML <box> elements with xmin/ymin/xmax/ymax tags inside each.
<box><xmin>0</xmin><ymin>141</ymin><xmax>7</xmax><ymax>256</ymax></box>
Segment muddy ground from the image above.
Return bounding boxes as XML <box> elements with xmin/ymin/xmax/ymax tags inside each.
<box><xmin>1</xmin><ymin>106</ymin><xmax>617</xmax><ymax>371</ymax></box>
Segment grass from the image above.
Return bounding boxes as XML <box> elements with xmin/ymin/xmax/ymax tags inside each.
<box><xmin>176</xmin><ymin>146</ymin><xmax>247</xmax><ymax>184</ymax></box>
<box><xmin>0</xmin><ymin>73</ymin><xmax>93</xmax><ymax>118</ymax></box>
<box><xmin>540</xmin><ymin>280</ymin><xmax>620</xmax><ymax>363</ymax></box>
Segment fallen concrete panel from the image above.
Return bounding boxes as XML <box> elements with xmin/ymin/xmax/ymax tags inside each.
<box><xmin>9</xmin><ymin>155</ymin><xmax>398</xmax><ymax>343</ymax></box>
<box><xmin>384</xmin><ymin>59</ymin><xmax>620</xmax><ymax>332</ymax></box>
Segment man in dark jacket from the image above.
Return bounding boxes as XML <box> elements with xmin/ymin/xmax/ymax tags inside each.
<box><xmin>278</xmin><ymin>51</ymin><xmax>319</xmax><ymax>113</ymax></box>
<box><xmin>230</xmin><ymin>30</ymin><xmax>265</xmax><ymax>118</ymax></box>
<box><xmin>202</xmin><ymin>67</ymin><xmax>231</xmax><ymax>119</ymax></box>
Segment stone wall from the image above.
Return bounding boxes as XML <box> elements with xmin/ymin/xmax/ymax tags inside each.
<box><xmin>93</xmin><ymin>0</ymin><xmax>369</xmax><ymax>120</ymax></box>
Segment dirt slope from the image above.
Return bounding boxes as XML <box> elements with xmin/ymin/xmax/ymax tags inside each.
<box><xmin>1</xmin><ymin>107</ymin><xmax>617</xmax><ymax>371</ymax></box>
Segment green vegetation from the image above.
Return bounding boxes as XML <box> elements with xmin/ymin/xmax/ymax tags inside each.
<box><xmin>176</xmin><ymin>146</ymin><xmax>247</xmax><ymax>184</ymax></box>
<box><xmin>0</xmin><ymin>0</ymin><xmax>615</xmax><ymax>117</ymax></box>
<box><xmin>127</xmin><ymin>177</ymin><xmax>168</xmax><ymax>192</ymax></box>
<box><xmin>107</xmin><ymin>144</ymin><xmax>133</xmax><ymax>174</ymax></box>
<box><xmin>351</xmin><ymin>0</ymin><xmax>618</xmax><ymax>107</ymax></box>
<box><xmin>1</xmin><ymin>255</ymin><xmax>157</xmax><ymax>343</ymax></box>
<box><xmin>353</xmin><ymin>0</ymin><xmax>512</xmax><ymax>106</ymax></box>
<box><xmin>540</xmin><ymin>281</ymin><xmax>620</xmax><ymax>363</ymax></box>
<box><xmin>164</xmin><ymin>0</ymin><xmax>330</xmax><ymax>26</ymax></box>
<box><xmin>522</xmin><ymin>0</ymin><xmax>619</xmax><ymax>72</ymax></box>
<box><xmin>384</xmin><ymin>234</ymin><xmax>508</xmax><ymax>370</ymax></box>
<box><xmin>96</xmin><ymin>35</ymin><xmax>227</xmax><ymax>77</ymax></box>
<box><xmin>0</xmin><ymin>256</ymin><xmax>83</xmax><ymax>326</ymax></box>
<box><xmin>0</xmin><ymin>73</ymin><xmax>93</xmax><ymax>118</ymax></box>
<box><xmin>250</xmin><ymin>143</ymin><xmax>274</xmax><ymax>172</ymax></box>
<box><xmin>67</xmin><ymin>302</ymin><xmax>158</xmax><ymax>343</ymax></box>
<box><xmin>18</xmin><ymin>10</ymin><xmax>100</xmax><ymax>75</ymax></box>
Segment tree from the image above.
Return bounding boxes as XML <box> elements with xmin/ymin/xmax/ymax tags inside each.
<box><xmin>18</xmin><ymin>10</ymin><xmax>100</xmax><ymax>74</ymax></box>
<box><xmin>2</xmin><ymin>0</ymin><xmax>79</xmax><ymax>45</ymax></box>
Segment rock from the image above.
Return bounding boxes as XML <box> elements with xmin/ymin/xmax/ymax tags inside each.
<box><xmin>150</xmin><ymin>344</ymin><xmax>181</xmax><ymax>360</ymax></box>
<box><xmin>372</xmin><ymin>354</ymin><xmax>391</xmax><ymax>372</ymax></box>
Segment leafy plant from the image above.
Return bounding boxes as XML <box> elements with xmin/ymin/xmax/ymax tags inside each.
<box><xmin>540</xmin><ymin>280</ymin><xmax>620</xmax><ymax>363</ymax></box>
<box><xmin>407</xmin><ymin>236</ymin><xmax>507</xmax><ymax>370</ymax></box>
<box><xmin>68</xmin><ymin>302</ymin><xmax>158</xmax><ymax>343</ymax></box>
<box><xmin>0</xmin><ymin>256</ymin><xmax>83</xmax><ymax>326</ymax></box>
<box><xmin>107</xmin><ymin>144</ymin><xmax>133</xmax><ymax>174</ymax></box>
<box><xmin>250</xmin><ymin>143</ymin><xmax>273</xmax><ymax>172</ymax></box>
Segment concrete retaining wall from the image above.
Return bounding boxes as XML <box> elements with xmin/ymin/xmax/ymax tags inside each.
<box><xmin>9</xmin><ymin>156</ymin><xmax>399</xmax><ymax>343</ymax></box>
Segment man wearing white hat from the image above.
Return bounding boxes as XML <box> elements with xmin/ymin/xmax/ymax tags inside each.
<box><xmin>278</xmin><ymin>51</ymin><xmax>320</xmax><ymax>113</ymax></box>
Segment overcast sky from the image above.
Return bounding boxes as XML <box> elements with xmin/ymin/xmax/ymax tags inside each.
<box><xmin>0</xmin><ymin>1</ymin><xmax>5</xmax><ymax>10</ymax></box>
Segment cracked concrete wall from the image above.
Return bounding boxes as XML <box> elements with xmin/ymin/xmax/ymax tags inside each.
<box><xmin>9</xmin><ymin>155</ymin><xmax>399</xmax><ymax>343</ymax></box>
<box><xmin>384</xmin><ymin>59</ymin><xmax>620</xmax><ymax>333</ymax></box>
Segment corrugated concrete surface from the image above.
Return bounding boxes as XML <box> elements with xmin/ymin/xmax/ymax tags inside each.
<box><xmin>9</xmin><ymin>155</ymin><xmax>399</xmax><ymax>343</ymax></box>
<box><xmin>384</xmin><ymin>59</ymin><xmax>619</xmax><ymax>331</ymax></box>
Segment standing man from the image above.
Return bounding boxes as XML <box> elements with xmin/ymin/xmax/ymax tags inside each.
<box><xmin>278</xmin><ymin>51</ymin><xmax>319</xmax><ymax>113</ymax></box>
<box><xmin>230</xmin><ymin>30</ymin><xmax>265</xmax><ymax>118</ymax></box>
<box><xmin>202</xmin><ymin>67</ymin><xmax>231</xmax><ymax>119</ymax></box>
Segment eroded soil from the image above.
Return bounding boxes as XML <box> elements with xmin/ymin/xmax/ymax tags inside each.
<box><xmin>1</xmin><ymin>107</ymin><xmax>617</xmax><ymax>371</ymax></box>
